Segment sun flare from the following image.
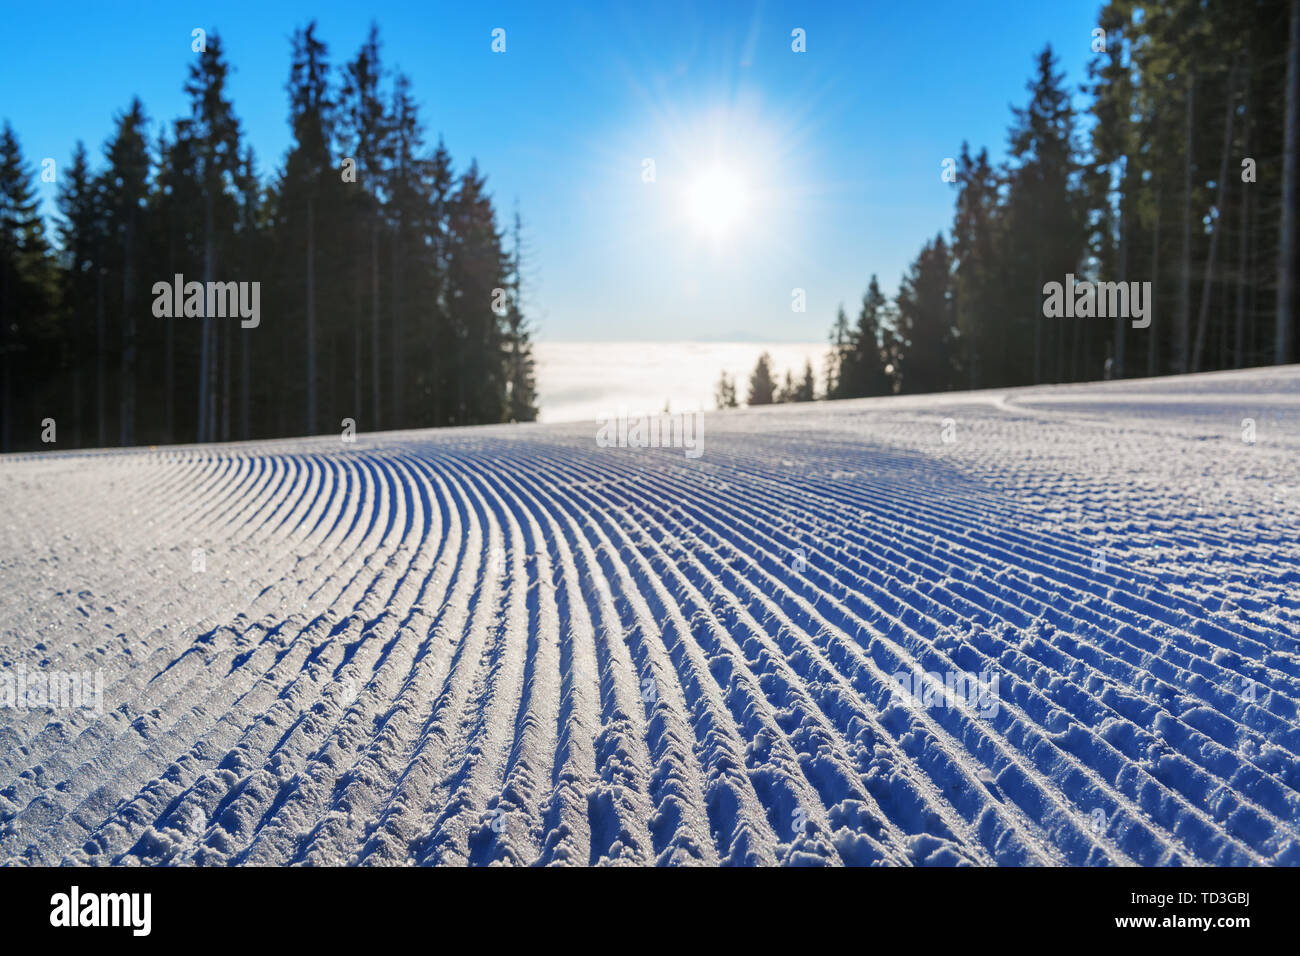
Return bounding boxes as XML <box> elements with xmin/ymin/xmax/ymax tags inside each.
<box><xmin>685</xmin><ymin>165</ymin><xmax>749</xmax><ymax>238</ymax></box>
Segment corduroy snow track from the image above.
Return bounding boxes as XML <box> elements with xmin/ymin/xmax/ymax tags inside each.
<box><xmin>2</xmin><ymin>366</ymin><xmax>1299</xmax><ymax>866</ymax></box>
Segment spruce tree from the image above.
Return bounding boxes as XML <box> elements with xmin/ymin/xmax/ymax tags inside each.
<box><xmin>714</xmin><ymin>371</ymin><xmax>737</xmax><ymax>409</ymax></box>
<box><xmin>99</xmin><ymin>99</ymin><xmax>151</xmax><ymax>445</ymax></box>
<box><xmin>796</xmin><ymin>360</ymin><xmax>815</xmax><ymax>402</ymax></box>
<box><xmin>895</xmin><ymin>236</ymin><xmax>957</xmax><ymax>394</ymax></box>
<box><xmin>1003</xmin><ymin>46</ymin><xmax>1085</xmax><ymax>384</ymax></box>
<box><xmin>339</xmin><ymin>23</ymin><xmax>392</xmax><ymax>428</ymax></box>
<box><xmin>56</xmin><ymin>141</ymin><xmax>101</xmax><ymax>446</ymax></box>
<box><xmin>503</xmin><ymin>207</ymin><xmax>538</xmax><ymax>423</ymax></box>
<box><xmin>951</xmin><ymin>144</ymin><xmax>1002</xmax><ymax>387</ymax></box>
<box><xmin>282</xmin><ymin>22</ymin><xmax>337</xmax><ymax>436</ymax></box>
<box><xmin>0</xmin><ymin>123</ymin><xmax>59</xmax><ymax>451</ymax></box>
<box><xmin>747</xmin><ymin>351</ymin><xmax>776</xmax><ymax>405</ymax></box>
<box><xmin>849</xmin><ymin>275</ymin><xmax>892</xmax><ymax>396</ymax></box>
<box><xmin>182</xmin><ymin>33</ymin><xmax>243</xmax><ymax>441</ymax></box>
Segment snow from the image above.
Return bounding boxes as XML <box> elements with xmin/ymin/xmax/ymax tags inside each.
<box><xmin>532</xmin><ymin>340</ymin><xmax>825</xmax><ymax>422</ymax></box>
<box><xmin>1</xmin><ymin>365</ymin><xmax>1298</xmax><ymax>866</ymax></box>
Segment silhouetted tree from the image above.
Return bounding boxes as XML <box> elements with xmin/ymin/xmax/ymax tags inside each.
<box><xmin>714</xmin><ymin>370</ymin><xmax>738</xmax><ymax>408</ymax></box>
<box><xmin>895</xmin><ymin>236</ymin><xmax>957</xmax><ymax>394</ymax></box>
<box><xmin>747</xmin><ymin>351</ymin><xmax>776</xmax><ymax>405</ymax></box>
<box><xmin>0</xmin><ymin>124</ymin><xmax>59</xmax><ymax>451</ymax></box>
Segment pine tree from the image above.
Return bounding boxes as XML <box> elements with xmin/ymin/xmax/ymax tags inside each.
<box><xmin>1279</xmin><ymin>0</ymin><xmax>1299</xmax><ymax>363</ymax></box>
<box><xmin>282</xmin><ymin>22</ymin><xmax>336</xmax><ymax>436</ymax></box>
<box><xmin>155</xmin><ymin>125</ymin><xmax>201</xmax><ymax>442</ymax></box>
<box><xmin>182</xmin><ymin>33</ymin><xmax>243</xmax><ymax>441</ymax></box>
<box><xmin>776</xmin><ymin>369</ymin><xmax>796</xmax><ymax>403</ymax></box>
<box><xmin>234</xmin><ymin>145</ymin><xmax>263</xmax><ymax>439</ymax></box>
<box><xmin>1004</xmin><ymin>45</ymin><xmax>1085</xmax><ymax>384</ymax></box>
<box><xmin>1086</xmin><ymin>5</ymin><xmax>1137</xmax><ymax>379</ymax></box>
<box><xmin>385</xmin><ymin>71</ymin><xmax>437</xmax><ymax>426</ymax></box>
<box><xmin>503</xmin><ymin>207</ymin><xmax>538</xmax><ymax>422</ymax></box>
<box><xmin>0</xmin><ymin>123</ymin><xmax>59</xmax><ymax>451</ymax></box>
<box><xmin>2</xmin><ymin>20</ymin><xmax>544</xmax><ymax>452</ymax></box>
<box><xmin>425</xmin><ymin>138</ymin><xmax>455</xmax><ymax>425</ymax></box>
<box><xmin>951</xmin><ymin>144</ymin><xmax>1003</xmax><ymax>387</ymax></box>
<box><xmin>445</xmin><ymin>161</ymin><xmax>507</xmax><ymax>425</ymax></box>
<box><xmin>895</xmin><ymin>235</ymin><xmax>957</xmax><ymax>394</ymax></box>
<box><xmin>99</xmin><ymin>98</ymin><xmax>151</xmax><ymax>445</ymax></box>
<box><xmin>848</xmin><ymin>275</ymin><xmax>892</xmax><ymax>396</ymax></box>
<box><xmin>339</xmin><ymin>23</ymin><xmax>392</xmax><ymax>428</ymax></box>
<box><xmin>747</xmin><ymin>351</ymin><xmax>776</xmax><ymax>405</ymax></box>
<box><xmin>714</xmin><ymin>370</ymin><xmax>738</xmax><ymax>408</ymax></box>
<box><xmin>826</xmin><ymin>304</ymin><xmax>851</xmax><ymax>398</ymax></box>
<box><xmin>56</xmin><ymin>141</ymin><xmax>101</xmax><ymax>447</ymax></box>
<box><xmin>796</xmin><ymin>360</ymin><xmax>815</xmax><ymax>401</ymax></box>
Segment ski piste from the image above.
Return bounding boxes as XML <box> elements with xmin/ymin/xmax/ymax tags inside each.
<box><xmin>1</xmin><ymin>365</ymin><xmax>1298</xmax><ymax>866</ymax></box>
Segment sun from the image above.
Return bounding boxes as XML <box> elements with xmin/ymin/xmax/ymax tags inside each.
<box><xmin>685</xmin><ymin>165</ymin><xmax>749</xmax><ymax>238</ymax></box>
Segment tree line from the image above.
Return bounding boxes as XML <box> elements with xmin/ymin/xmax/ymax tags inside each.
<box><xmin>805</xmin><ymin>0</ymin><xmax>1297</xmax><ymax>402</ymax></box>
<box><xmin>715</xmin><ymin>354</ymin><xmax>816</xmax><ymax>408</ymax></box>
<box><xmin>0</xmin><ymin>21</ymin><xmax>538</xmax><ymax>453</ymax></box>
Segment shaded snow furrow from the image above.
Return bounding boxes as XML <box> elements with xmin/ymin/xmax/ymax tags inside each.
<box><xmin>2</xmin><ymin>368</ymin><xmax>1298</xmax><ymax>865</ymax></box>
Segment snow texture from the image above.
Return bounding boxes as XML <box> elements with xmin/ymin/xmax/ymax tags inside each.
<box><xmin>1</xmin><ymin>366</ymin><xmax>1299</xmax><ymax>866</ymax></box>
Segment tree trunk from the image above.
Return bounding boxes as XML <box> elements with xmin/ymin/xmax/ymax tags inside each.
<box><xmin>241</xmin><ymin>324</ymin><xmax>250</xmax><ymax>439</ymax></box>
<box><xmin>1192</xmin><ymin>61</ymin><xmax>1238</xmax><ymax>372</ymax></box>
<box><xmin>0</xmin><ymin>247</ymin><xmax>9</xmax><ymax>453</ymax></box>
<box><xmin>1235</xmin><ymin>73</ymin><xmax>1252</xmax><ymax>369</ymax></box>
<box><xmin>306</xmin><ymin>195</ymin><xmax>317</xmax><ymax>436</ymax></box>
<box><xmin>1148</xmin><ymin>181</ymin><xmax>1162</xmax><ymax>377</ymax></box>
<box><xmin>1033</xmin><ymin>264</ymin><xmax>1042</xmax><ymax>385</ymax></box>
<box><xmin>353</xmin><ymin>230</ymin><xmax>362</xmax><ymax>423</ymax></box>
<box><xmin>371</xmin><ymin>218</ymin><xmax>381</xmax><ymax>429</ymax></box>
<box><xmin>391</xmin><ymin>217</ymin><xmax>401</xmax><ymax>427</ymax></box>
<box><xmin>240</xmin><ymin>203</ymin><xmax>253</xmax><ymax>440</ymax></box>
<box><xmin>1115</xmin><ymin>159</ymin><xmax>1129</xmax><ymax>378</ymax></box>
<box><xmin>96</xmin><ymin>266</ymin><xmax>106</xmax><ymax>446</ymax></box>
<box><xmin>221</xmin><ymin>308</ymin><xmax>231</xmax><ymax>441</ymax></box>
<box><xmin>198</xmin><ymin>195</ymin><xmax>214</xmax><ymax>443</ymax></box>
<box><xmin>1178</xmin><ymin>74</ymin><xmax>1195</xmax><ymax>374</ymax></box>
<box><xmin>72</xmin><ymin>349</ymin><xmax>81</xmax><ymax>447</ymax></box>
<box><xmin>165</xmin><ymin>228</ymin><xmax>175</xmax><ymax>443</ymax></box>
<box><xmin>120</xmin><ymin>214</ymin><xmax>137</xmax><ymax>446</ymax></box>
<box><xmin>1277</xmin><ymin>0</ymin><xmax>1299</xmax><ymax>364</ymax></box>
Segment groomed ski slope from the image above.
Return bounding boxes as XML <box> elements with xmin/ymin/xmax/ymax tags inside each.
<box><xmin>2</xmin><ymin>366</ymin><xmax>1299</xmax><ymax>867</ymax></box>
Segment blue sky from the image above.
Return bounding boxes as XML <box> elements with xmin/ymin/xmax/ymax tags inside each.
<box><xmin>1</xmin><ymin>0</ymin><xmax>1102</xmax><ymax>342</ymax></box>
